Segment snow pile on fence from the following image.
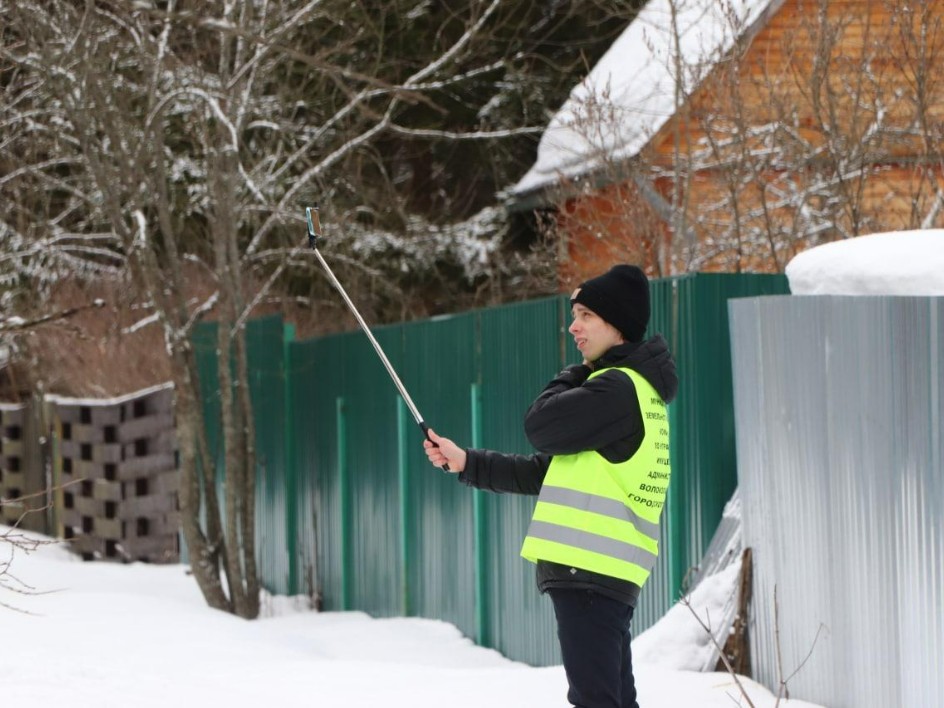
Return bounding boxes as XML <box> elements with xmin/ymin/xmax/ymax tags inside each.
<box><xmin>786</xmin><ymin>229</ymin><xmax>944</xmax><ymax>296</ymax></box>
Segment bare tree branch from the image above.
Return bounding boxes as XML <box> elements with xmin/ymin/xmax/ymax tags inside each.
<box><xmin>0</xmin><ymin>300</ymin><xmax>106</xmax><ymax>333</ymax></box>
<box><xmin>680</xmin><ymin>593</ymin><xmax>756</xmax><ymax>708</ymax></box>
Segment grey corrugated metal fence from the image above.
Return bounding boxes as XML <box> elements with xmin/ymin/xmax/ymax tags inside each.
<box><xmin>729</xmin><ymin>295</ymin><xmax>943</xmax><ymax>707</ymax></box>
<box><xmin>190</xmin><ymin>316</ymin><xmax>293</xmax><ymax>591</ymax></box>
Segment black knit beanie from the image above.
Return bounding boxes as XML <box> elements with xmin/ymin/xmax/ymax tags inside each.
<box><xmin>571</xmin><ymin>264</ymin><xmax>650</xmax><ymax>343</ymax></box>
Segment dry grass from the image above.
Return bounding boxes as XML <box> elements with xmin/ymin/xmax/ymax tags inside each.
<box><xmin>11</xmin><ymin>278</ymin><xmax>172</xmax><ymax>398</ymax></box>
<box><xmin>2</xmin><ymin>264</ymin><xmax>336</xmax><ymax>400</ymax></box>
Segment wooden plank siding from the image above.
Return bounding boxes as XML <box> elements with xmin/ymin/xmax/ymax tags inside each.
<box><xmin>559</xmin><ymin>0</ymin><xmax>944</xmax><ymax>281</ymax></box>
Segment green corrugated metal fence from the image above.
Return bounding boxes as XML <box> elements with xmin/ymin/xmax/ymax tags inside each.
<box><xmin>194</xmin><ymin>273</ymin><xmax>788</xmax><ymax>666</ymax></box>
<box><xmin>190</xmin><ymin>315</ymin><xmax>293</xmax><ymax>594</ymax></box>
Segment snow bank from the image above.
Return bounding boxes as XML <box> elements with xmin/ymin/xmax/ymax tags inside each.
<box><xmin>633</xmin><ymin>560</ymin><xmax>741</xmax><ymax>671</ymax></box>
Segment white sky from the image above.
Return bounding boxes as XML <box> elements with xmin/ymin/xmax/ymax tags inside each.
<box><xmin>512</xmin><ymin>0</ymin><xmax>776</xmax><ymax>196</ymax></box>
<box><xmin>786</xmin><ymin>229</ymin><xmax>944</xmax><ymax>295</ymax></box>
<box><xmin>2</xmin><ymin>526</ymin><xmax>823</xmax><ymax>708</ymax></box>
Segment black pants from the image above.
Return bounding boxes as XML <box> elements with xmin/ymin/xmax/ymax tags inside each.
<box><xmin>548</xmin><ymin>588</ymin><xmax>638</xmax><ymax>708</ymax></box>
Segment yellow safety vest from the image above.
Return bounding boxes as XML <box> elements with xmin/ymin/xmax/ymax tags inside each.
<box><xmin>520</xmin><ymin>367</ymin><xmax>670</xmax><ymax>587</ymax></box>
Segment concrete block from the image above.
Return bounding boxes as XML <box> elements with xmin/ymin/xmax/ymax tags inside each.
<box><xmin>74</xmin><ymin>496</ymin><xmax>104</xmax><ymax>517</ymax></box>
<box><xmin>118</xmin><ymin>413</ymin><xmax>175</xmax><ymax>444</ymax></box>
<box><xmin>93</xmin><ymin>517</ymin><xmax>122</xmax><ymax>539</ymax></box>
<box><xmin>119</xmin><ymin>494</ymin><xmax>174</xmax><ymax>519</ymax></box>
<box><xmin>118</xmin><ymin>453</ymin><xmax>176</xmax><ymax>479</ymax></box>
<box><xmin>121</xmin><ymin>534</ymin><xmax>179</xmax><ymax>563</ymax></box>
<box><xmin>152</xmin><ymin>471</ymin><xmax>180</xmax><ymax>496</ymax></box>
<box><xmin>91</xmin><ymin>479</ymin><xmax>123</xmax><ymax>502</ymax></box>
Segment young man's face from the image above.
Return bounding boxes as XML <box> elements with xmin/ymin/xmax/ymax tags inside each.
<box><xmin>568</xmin><ymin>297</ymin><xmax>625</xmax><ymax>362</ymax></box>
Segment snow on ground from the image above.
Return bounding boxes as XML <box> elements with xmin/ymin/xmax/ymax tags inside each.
<box><xmin>786</xmin><ymin>229</ymin><xmax>944</xmax><ymax>295</ymax></box>
<box><xmin>2</xmin><ymin>526</ymin><xmax>823</xmax><ymax>707</ymax></box>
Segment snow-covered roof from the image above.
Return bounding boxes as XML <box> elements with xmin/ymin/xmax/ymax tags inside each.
<box><xmin>785</xmin><ymin>230</ymin><xmax>944</xmax><ymax>296</ymax></box>
<box><xmin>510</xmin><ymin>0</ymin><xmax>781</xmax><ymax>198</ymax></box>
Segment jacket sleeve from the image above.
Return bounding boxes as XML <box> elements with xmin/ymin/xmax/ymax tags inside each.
<box><xmin>458</xmin><ymin>448</ymin><xmax>551</xmax><ymax>495</ymax></box>
<box><xmin>524</xmin><ymin>365</ymin><xmax>641</xmax><ymax>456</ymax></box>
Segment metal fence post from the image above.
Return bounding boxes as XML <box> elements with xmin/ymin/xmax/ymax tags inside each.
<box><xmin>283</xmin><ymin>323</ymin><xmax>298</xmax><ymax>594</ymax></box>
<box><xmin>336</xmin><ymin>395</ymin><xmax>352</xmax><ymax>610</ymax></box>
<box><xmin>470</xmin><ymin>382</ymin><xmax>489</xmax><ymax>647</ymax></box>
<box><xmin>397</xmin><ymin>397</ymin><xmax>412</xmax><ymax>617</ymax></box>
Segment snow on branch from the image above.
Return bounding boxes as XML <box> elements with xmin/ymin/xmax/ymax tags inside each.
<box><xmin>144</xmin><ymin>87</ymin><xmax>266</xmax><ymax>203</ymax></box>
<box><xmin>182</xmin><ymin>291</ymin><xmax>220</xmax><ymax>337</ymax></box>
<box><xmin>388</xmin><ymin>124</ymin><xmax>543</xmax><ymax>140</ymax></box>
<box><xmin>405</xmin><ymin>0</ymin><xmax>501</xmax><ymax>87</ymax></box>
<box><xmin>122</xmin><ymin>311</ymin><xmax>160</xmax><ymax>335</ymax></box>
<box><xmin>0</xmin><ymin>299</ymin><xmax>106</xmax><ymax>333</ymax></box>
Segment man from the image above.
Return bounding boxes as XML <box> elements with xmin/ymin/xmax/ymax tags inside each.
<box><xmin>424</xmin><ymin>264</ymin><xmax>678</xmax><ymax>708</ymax></box>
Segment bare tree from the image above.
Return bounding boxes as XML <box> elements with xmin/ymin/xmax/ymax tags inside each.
<box><xmin>1</xmin><ymin>0</ymin><xmax>584</xmax><ymax>617</ymax></box>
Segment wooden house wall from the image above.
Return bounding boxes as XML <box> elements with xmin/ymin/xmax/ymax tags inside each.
<box><xmin>556</xmin><ymin>181</ymin><xmax>668</xmax><ymax>288</ymax></box>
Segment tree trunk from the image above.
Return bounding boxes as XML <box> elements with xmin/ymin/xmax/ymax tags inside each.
<box><xmin>174</xmin><ymin>366</ymin><xmax>231</xmax><ymax>612</ymax></box>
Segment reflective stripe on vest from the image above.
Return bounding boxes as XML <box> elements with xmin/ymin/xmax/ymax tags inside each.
<box><xmin>520</xmin><ymin>367</ymin><xmax>670</xmax><ymax>587</ymax></box>
<box><xmin>537</xmin><ymin>485</ymin><xmax>661</xmax><ymax>540</ymax></box>
<box><xmin>525</xmin><ymin>521</ymin><xmax>658</xmax><ymax>570</ymax></box>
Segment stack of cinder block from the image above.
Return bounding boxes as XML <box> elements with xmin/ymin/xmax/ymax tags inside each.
<box><xmin>54</xmin><ymin>384</ymin><xmax>179</xmax><ymax>563</ymax></box>
<box><xmin>0</xmin><ymin>400</ymin><xmax>46</xmax><ymax>533</ymax></box>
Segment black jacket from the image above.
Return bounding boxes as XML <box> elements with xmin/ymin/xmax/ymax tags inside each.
<box><xmin>458</xmin><ymin>334</ymin><xmax>678</xmax><ymax>605</ymax></box>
